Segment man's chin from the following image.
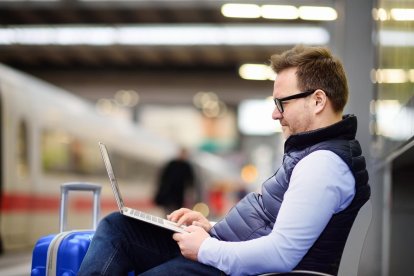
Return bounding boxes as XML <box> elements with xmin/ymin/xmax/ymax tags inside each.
<box><xmin>281</xmin><ymin>128</ymin><xmax>291</xmax><ymax>139</ymax></box>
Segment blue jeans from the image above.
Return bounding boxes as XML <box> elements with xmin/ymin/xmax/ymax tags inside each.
<box><xmin>78</xmin><ymin>212</ymin><xmax>224</xmax><ymax>275</ymax></box>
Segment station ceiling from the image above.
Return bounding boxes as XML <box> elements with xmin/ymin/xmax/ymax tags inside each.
<box><xmin>0</xmin><ymin>0</ymin><xmax>333</xmax><ymax>72</ymax></box>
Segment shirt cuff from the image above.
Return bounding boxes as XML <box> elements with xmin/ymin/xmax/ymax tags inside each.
<box><xmin>198</xmin><ymin>237</ymin><xmax>220</xmax><ymax>265</ymax></box>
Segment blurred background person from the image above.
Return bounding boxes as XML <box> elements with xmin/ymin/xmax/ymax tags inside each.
<box><xmin>154</xmin><ymin>147</ymin><xmax>195</xmax><ymax>214</ymax></box>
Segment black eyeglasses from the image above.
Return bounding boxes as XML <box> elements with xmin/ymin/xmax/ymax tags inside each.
<box><xmin>273</xmin><ymin>89</ymin><xmax>316</xmax><ymax>113</ymax></box>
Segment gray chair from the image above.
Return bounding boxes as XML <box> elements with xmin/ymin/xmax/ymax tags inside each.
<box><xmin>337</xmin><ymin>199</ymin><xmax>372</xmax><ymax>276</ymax></box>
<box><xmin>259</xmin><ymin>199</ymin><xmax>373</xmax><ymax>276</ymax></box>
<box><xmin>260</xmin><ymin>271</ymin><xmax>334</xmax><ymax>276</ymax></box>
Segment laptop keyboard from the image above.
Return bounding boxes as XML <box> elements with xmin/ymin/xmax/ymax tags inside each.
<box><xmin>130</xmin><ymin>209</ymin><xmax>164</xmax><ymax>224</ymax></box>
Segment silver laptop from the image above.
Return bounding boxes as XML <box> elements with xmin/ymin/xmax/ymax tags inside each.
<box><xmin>98</xmin><ymin>142</ymin><xmax>187</xmax><ymax>233</ymax></box>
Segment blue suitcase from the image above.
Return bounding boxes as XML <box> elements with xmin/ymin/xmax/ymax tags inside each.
<box><xmin>31</xmin><ymin>182</ymin><xmax>101</xmax><ymax>276</ymax></box>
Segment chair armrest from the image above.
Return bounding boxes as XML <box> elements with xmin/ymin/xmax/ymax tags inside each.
<box><xmin>259</xmin><ymin>270</ymin><xmax>334</xmax><ymax>276</ymax></box>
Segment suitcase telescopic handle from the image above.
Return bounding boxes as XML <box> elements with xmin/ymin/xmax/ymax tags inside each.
<box><xmin>60</xmin><ymin>182</ymin><xmax>102</xmax><ymax>232</ymax></box>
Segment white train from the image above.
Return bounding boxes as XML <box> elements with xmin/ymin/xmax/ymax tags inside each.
<box><xmin>0</xmin><ymin>63</ymin><xmax>239</xmax><ymax>252</ymax></box>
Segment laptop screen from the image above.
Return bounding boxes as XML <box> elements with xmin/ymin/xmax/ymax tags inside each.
<box><xmin>99</xmin><ymin>142</ymin><xmax>125</xmax><ymax>210</ymax></box>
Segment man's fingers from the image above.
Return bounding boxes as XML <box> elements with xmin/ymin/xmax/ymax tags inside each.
<box><xmin>169</xmin><ymin>209</ymin><xmax>206</xmax><ymax>228</ymax></box>
<box><xmin>192</xmin><ymin>221</ymin><xmax>203</xmax><ymax>228</ymax></box>
<box><xmin>172</xmin><ymin>233</ymin><xmax>182</xmax><ymax>241</ymax></box>
<box><xmin>186</xmin><ymin>225</ymin><xmax>200</xmax><ymax>232</ymax></box>
<box><xmin>177</xmin><ymin>213</ymin><xmax>192</xmax><ymax>226</ymax></box>
<box><xmin>168</xmin><ymin>208</ymin><xmax>190</xmax><ymax>222</ymax></box>
<box><xmin>180</xmin><ymin>213</ymin><xmax>202</xmax><ymax>226</ymax></box>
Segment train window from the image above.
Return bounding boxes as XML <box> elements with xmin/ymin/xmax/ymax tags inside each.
<box><xmin>78</xmin><ymin>140</ymin><xmax>104</xmax><ymax>175</ymax></box>
<box><xmin>17</xmin><ymin>121</ymin><xmax>29</xmax><ymax>178</ymax></box>
<box><xmin>41</xmin><ymin>129</ymin><xmax>72</xmax><ymax>173</ymax></box>
<box><xmin>41</xmin><ymin>129</ymin><xmax>158</xmax><ymax>185</ymax></box>
<box><xmin>41</xmin><ymin>130</ymin><xmax>104</xmax><ymax>176</ymax></box>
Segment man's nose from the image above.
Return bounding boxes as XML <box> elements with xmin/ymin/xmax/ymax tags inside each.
<box><xmin>272</xmin><ymin>107</ymin><xmax>283</xmax><ymax>120</ymax></box>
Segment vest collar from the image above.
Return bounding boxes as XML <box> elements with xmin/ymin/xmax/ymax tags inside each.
<box><xmin>284</xmin><ymin>114</ymin><xmax>357</xmax><ymax>153</ymax></box>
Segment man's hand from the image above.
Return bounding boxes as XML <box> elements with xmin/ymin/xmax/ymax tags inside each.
<box><xmin>167</xmin><ymin>208</ymin><xmax>212</xmax><ymax>232</ymax></box>
<box><xmin>172</xmin><ymin>225</ymin><xmax>210</xmax><ymax>261</ymax></box>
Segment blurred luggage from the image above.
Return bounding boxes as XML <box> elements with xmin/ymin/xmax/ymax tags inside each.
<box><xmin>31</xmin><ymin>182</ymin><xmax>101</xmax><ymax>276</ymax></box>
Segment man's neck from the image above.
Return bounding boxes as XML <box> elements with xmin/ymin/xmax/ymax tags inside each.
<box><xmin>313</xmin><ymin>111</ymin><xmax>343</xmax><ymax>130</ymax></box>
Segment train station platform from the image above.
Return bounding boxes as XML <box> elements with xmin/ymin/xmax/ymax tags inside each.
<box><xmin>0</xmin><ymin>250</ymin><xmax>31</xmax><ymax>276</ymax></box>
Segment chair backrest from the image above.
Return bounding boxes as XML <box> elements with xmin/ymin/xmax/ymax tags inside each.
<box><xmin>337</xmin><ymin>199</ymin><xmax>372</xmax><ymax>276</ymax></box>
<box><xmin>258</xmin><ymin>200</ymin><xmax>373</xmax><ymax>276</ymax></box>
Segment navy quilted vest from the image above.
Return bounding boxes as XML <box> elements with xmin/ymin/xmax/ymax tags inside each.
<box><xmin>209</xmin><ymin>115</ymin><xmax>370</xmax><ymax>275</ymax></box>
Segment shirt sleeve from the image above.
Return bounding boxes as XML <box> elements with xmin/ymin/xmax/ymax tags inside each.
<box><xmin>198</xmin><ymin>150</ymin><xmax>355</xmax><ymax>275</ymax></box>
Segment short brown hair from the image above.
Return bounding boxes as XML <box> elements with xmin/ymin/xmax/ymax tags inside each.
<box><xmin>270</xmin><ymin>45</ymin><xmax>348</xmax><ymax>113</ymax></box>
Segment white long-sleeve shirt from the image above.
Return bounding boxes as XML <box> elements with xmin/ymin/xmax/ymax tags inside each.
<box><xmin>198</xmin><ymin>150</ymin><xmax>355</xmax><ymax>275</ymax></box>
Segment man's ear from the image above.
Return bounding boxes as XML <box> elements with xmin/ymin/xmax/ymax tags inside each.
<box><xmin>314</xmin><ymin>89</ymin><xmax>327</xmax><ymax>113</ymax></box>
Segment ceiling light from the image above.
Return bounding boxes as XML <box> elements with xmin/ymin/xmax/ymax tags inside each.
<box><xmin>372</xmin><ymin>8</ymin><xmax>389</xmax><ymax>21</ymax></box>
<box><xmin>114</xmin><ymin>90</ymin><xmax>140</xmax><ymax>107</ymax></box>
<box><xmin>118</xmin><ymin>25</ymin><xmax>329</xmax><ymax>46</ymax></box>
<box><xmin>238</xmin><ymin>64</ymin><xmax>275</xmax><ymax>81</ymax></box>
<box><xmin>0</xmin><ymin>0</ymin><xmax>60</xmax><ymax>1</ymax></box>
<box><xmin>390</xmin><ymin>8</ymin><xmax>414</xmax><ymax>21</ymax></box>
<box><xmin>374</xmin><ymin>69</ymin><xmax>408</xmax><ymax>83</ymax></box>
<box><xmin>0</xmin><ymin>24</ymin><xmax>329</xmax><ymax>46</ymax></box>
<box><xmin>261</xmin><ymin>5</ymin><xmax>299</xmax><ymax>20</ymax></box>
<box><xmin>379</xmin><ymin>30</ymin><xmax>414</xmax><ymax>46</ymax></box>
<box><xmin>409</xmin><ymin>69</ymin><xmax>414</xmax><ymax>82</ymax></box>
<box><xmin>221</xmin><ymin>3</ymin><xmax>337</xmax><ymax>22</ymax></box>
<box><xmin>221</xmin><ymin>3</ymin><xmax>261</xmax><ymax>18</ymax></box>
<box><xmin>372</xmin><ymin>68</ymin><xmax>414</xmax><ymax>83</ymax></box>
<box><xmin>299</xmin><ymin>6</ymin><xmax>337</xmax><ymax>21</ymax></box>
<box><xmin>78</xmin><ymin>0</ymin><xmax>148</xmax><ymax>1</ymax></box>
